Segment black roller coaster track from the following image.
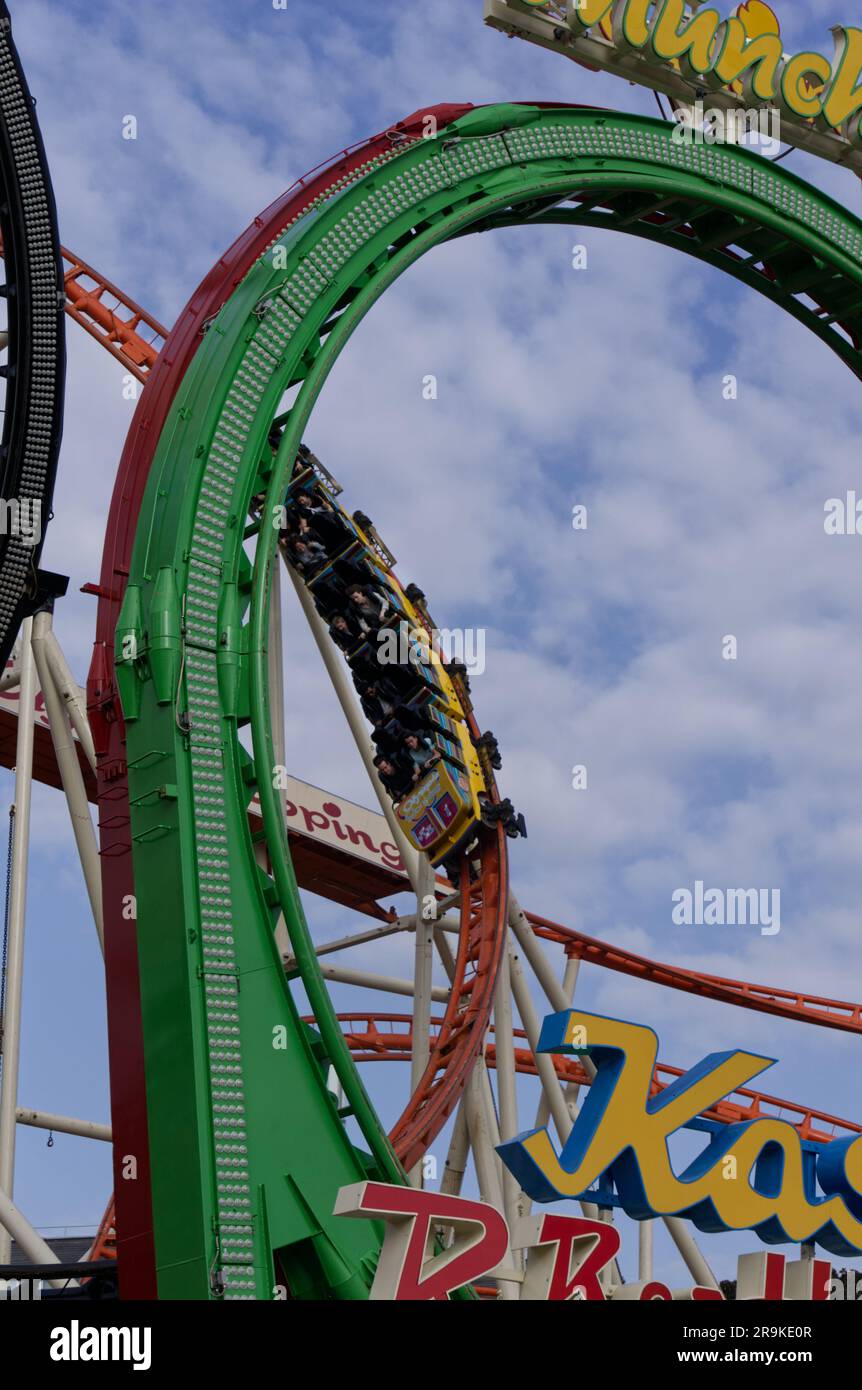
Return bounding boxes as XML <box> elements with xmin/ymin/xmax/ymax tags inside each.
<box><xmin>0</xmin><ymin>1</ymin><xmax>65</xmax><ymax>668</ymax></box>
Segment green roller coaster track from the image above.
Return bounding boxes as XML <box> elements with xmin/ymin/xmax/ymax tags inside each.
<box><xmin>116</xmin><ymin>105</ymin><xmax>862</xmax><ymax>1300</ymax></box>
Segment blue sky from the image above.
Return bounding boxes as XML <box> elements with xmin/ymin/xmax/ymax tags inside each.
<box><xmin>3</xmin><ymin>0</ymin><xmax>862</xmax><ymax>1290</ymax></box>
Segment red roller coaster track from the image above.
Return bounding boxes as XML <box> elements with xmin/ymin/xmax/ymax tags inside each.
<box><xmin>85</xmin><ymin>105</ymin><xmax>481</xmax><ymax>1297</ymax></box>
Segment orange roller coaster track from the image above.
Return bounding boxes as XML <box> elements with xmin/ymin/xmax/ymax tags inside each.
<box><xmin>526</xmin><ymin>913</ymin><xmax>862</xmax><ymax>1035</ymax></box>
<box><xmin>60</xmin><ymin>245</ymin><xmax>167</xmax><ymax>382</ymax></box>
<box><xmin>324</xmin><ymin>1013</ymin><xmax>862</xmax><ymax>1147</ymax></box>
<box><xmin>0</xmin><ymin>232</ymin><xmax>168</xmax><ymax>382</ymax></box>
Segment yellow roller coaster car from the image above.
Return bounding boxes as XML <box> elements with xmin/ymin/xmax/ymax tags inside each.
<box><xmin>280</xmin><ymin>448</ymin><xmax>492</xmax><ymax>866</ymax></box>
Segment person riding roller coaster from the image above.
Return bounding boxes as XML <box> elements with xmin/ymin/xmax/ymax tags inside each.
<box><xmin>359</xmin><ymin>680</ymin><xmax>398</xmax><ymax>727</ymax></box>
<box><xmin>280</xmin><ymin>453</ymin><xmax>528</xmax><ymax>851</ymax></box>
<box><xmin>360</xmin><ymin>681</ymin><xmax>435</xmax><ymax>737</ymax></box>
<box><xmin>402</xmin><ymin>731</ymin><xmax>440</xmax><ymax>782</ymax></box>
<box><xmin>289</xmin><ymin>536</ymin><xmax>328</xmax><ymax>574</ymax></box>
<box><xmin>328</xmin><ymin>612</ymin><xmax>361</xmax><ymax>653</ymax></box>
<box><xmin>373</xmin><ymin>752</ymin><xmax>414</xmax><ymax>801</ymax></box>
<box><xmin>346</xmin><ymin>583</ymin><xmax>390</xmax><ymax>635</ymax></box>
<box><xmin>291</xmin><ymin>488</ymin><xmax>346</xmax><ymax>553</ymax></box>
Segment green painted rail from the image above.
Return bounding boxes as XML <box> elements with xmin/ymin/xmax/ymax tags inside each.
<box><xmin>119</xmin><ymin>105</ymin><xmax>862</xmax><ymax>1299</ymax></box>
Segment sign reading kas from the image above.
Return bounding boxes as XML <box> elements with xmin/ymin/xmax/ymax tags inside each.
<box><xmin>498</xmin><ymin>1010</ymin><xmax>862</xmax><ymax>1258</ymax></box>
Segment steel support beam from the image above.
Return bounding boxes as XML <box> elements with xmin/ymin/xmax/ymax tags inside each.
<box><xmin>41</xmin><ymin>629</ymin><xmax>96</xmax><ymax>772</ymax></box>
<box><xmin>410</xmin><ymin>855</ymin><xmax>436</xmax><ymax>1185</ymax></box>
<box><xmin>288</xmin><ymin>565</ymin><xmax>424</xmax><ymax>892</ymax></box>
<box><xmin>0</xmin><ymin>1184</ymin><xmax>69</xmax><ymax>1288</ymax></box>
<box><xmin>15</xmin><ymin>1107</ymin><xmax>110</xmax><ymax>1143</ymax></box>
<box><xmin>508</xmin><ymin>893</ymin><xmax>720</xmax><ymax>1291</ymax></box>
<box><xmin>494</xmin><ymin>949</ymin><xmax>522</xmax><ymax>1244</ymax></box>
<box><xmin>31</xmin><ymin>612</ymin><xmax>103</xmax><ymax>951</ymax></box>
<box><xmin>318</xmin><ymin>961</ymin><xmax>449</xmax><ymax>1003</ymax></box>
<box><xmin>0</xmin><ymin>618</ymin><xmax>36</xmax><ymax>1264</ymax></box>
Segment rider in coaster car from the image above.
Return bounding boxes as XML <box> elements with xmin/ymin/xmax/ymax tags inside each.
<box><xmin>333</xmin><ymin>556</ymin><xmax>374</xmax><ymax>589</ymax></box>
<box><xmin>373</xmin><ymin>753</ymin><xmax>414</xmax><ymax>801</ymax></box>
<box><xmin>346</xmin><ymin>583</ymin><xmax>390</xmax><ymax>636</ymax></box>
<box><xmin>361</xmin><ymin>681</ymin><xmax>434</xmax><ymax>735</ymax></box>
<box><xmin>290</xmin><ymin>536</ymin><xmax>328</xmax><ymax>573</ymax></box>
<box><xmin>371</xmin><ymin>723</ymin><xmax>405</xmax><ymax>757</ymax></box>
<box><xmin>403</xmin><ymin>731</ymin><xmax>440</xmax><ymax>782</ymax></box>
<box><xmin>294</xmin><ymin>490</ymin><xmax>347</xmax><ymax>552</ymax></box>
<box><xmin>360</xmin><ymin>681</ymin><xmax>398</xmax><ymax>727</ymax></box>
<box><xmin>398</xmin><ymin>702</ymin><xmax>437</xmax><ymax>736</ymax></box>
<box><xmin>329</xmin><ymin>613</ymin><xmax>362</xmax><ymax>653</ymax></box>
<box><xmin>351</xmin><ymin>619</ymin><xmax>416</xmax><ymax>680</ymax></box>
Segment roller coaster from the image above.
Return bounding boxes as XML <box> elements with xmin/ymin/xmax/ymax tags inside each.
<box><xmin>0</xmin><ymin>1</ymin><xmax>64</xmax><ymax>670</ymax></box>
<box><xmin>0</xmin><ymin>1</ymin><xmax>862</xmax><ymax>1301</ymax></box>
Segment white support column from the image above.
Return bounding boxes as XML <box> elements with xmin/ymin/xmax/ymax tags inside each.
<box><xmin>508</xmin><ymin>894</ymin><xmax>576</xmax><ymax>1016</ymax></box>
<box><xmin>533</xmin><ymin>953</ymin><xmax>581</xmax><ymax>1131</ymax></box>
<box><xmin>639</xmin><ymin>1219</ymin><xmax>654</xmax><ymax>1283</ymax></box>
<box><xmin>463</xmin><ymin>1056</ymin><xmax>520</xmax><ymax>1300</ymax></box>
<box><xmin>287</xmin><ymin>565</ymin><xmax>424</xmax><ymax>893</ymax></box>
<box><xmin>440</xmin><ymin>1100</ymin><xmax>470</xmax><ymax>1197</ymax></box>
<box><xmin>0</xmin><ymin>618</ymin><xmax>36</xmax><ymax>1264</ymax></box>
<box><xmin>0</xmin><ymin>1184</ymin><xmax>69</xmax><ymax>1287</ymax></box>
<box><xmin>493</xmin><ymin>950</ymin><xmax>522</xmax><ymax>1243</ymax></box>
<box><xmin>318</xmin><ymin>961</ymin><xmax>450</xmax><ymax>1003</ymax></box>
<box><xmin>289</xmin><ymin>558</ymin><xmax>449</xmax><ymax>1187</ymax></box>
<box><xmin>664</xmin><ymin>1216</ymin><xmax>721</xmax><ymax>1290</ymax></box>
<box><xmin>435</xmin><ymin>1096</ymin><xmax>472</xmax><ymax>1260</ymax></box>
<box><xmin>31</xmin><ymin>613</ymin><xmax>103</xmax><ymax>953</ymax></box>
<box><xmin>508</xmin><ymin>939</ymin><xmax>580</xmax><ymax>1146</ymax></box>
<box><xmin>521</xmin><ymin>952</ymin><xmax>582</xmax><ymax>1228</ymax></box>
<box><xmin>410</xmin><ymin>856</ymin><xmax>436</xmax><ymax>1186</ymax></box>
<box><xmin>15</xmin><ymin>1108</ymin><xmax>111</xmax><ymax>1143</ymax></box>
<box><xmin>425</xmin><ymin>902</ymin><xmax>519</xmax><ymax>1293</ymax></box>
<box><xmin>508</xmin><ymin>893</ymin><xmax>720</xmax><ymax>1291</ymax></box>
<box><xmin>41</xmin><ymin>630</ymin><xmax>96</xmax><ymax>773</ymax></box>
<box><xmin>432</xmin><ymin>919</ymin><xmax>457</xmax><ymax>978</ymax></box>
<box><xmin>463</xmin><ymin>1058</ymin><xmax>505</xmax><ymax>1212</ymax></box>
<box><xmin>508</xmin><ymin>937</ymin><xmax>634</xmax><ymax>1287</ymax></box>
<box><xmin>411</xmin><ymin>861</ymin><xmax>436</xmax><ymax>1091</ymax></box>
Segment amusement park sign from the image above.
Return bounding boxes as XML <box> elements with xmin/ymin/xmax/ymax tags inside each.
<box><xmin>337</xmin><ymin>1008</ymin><xmax>862</xmax><ymax>1298</ymax></box>
<box><xmin>500</xmin><ymin>1010</ymin><xmax>862</xmax><ymax>1258</ymax></box>
<box><xmin>336</xmin><ymin>1183</ymin><xmax>833</xmax><ymax>1299</ymax></box>
<box><xmin>485</xmin><ymin>1</ymin><xmax>862</xmax><ymax>176</ymax></box>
